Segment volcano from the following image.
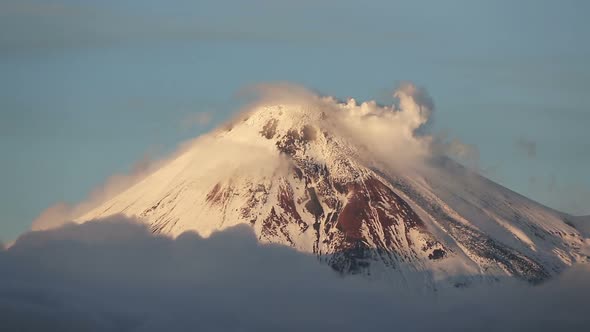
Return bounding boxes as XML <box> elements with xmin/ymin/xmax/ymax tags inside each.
<box><xmin>76</xmin><ymin>86</ymin><xmax>588</xmax><ymax>289</ymax></box>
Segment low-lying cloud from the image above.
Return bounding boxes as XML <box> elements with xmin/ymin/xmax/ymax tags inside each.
<box><xmin>2</xmin><ymin>217</ymin><xmax>589</xmax><ymax>332</ymax></box>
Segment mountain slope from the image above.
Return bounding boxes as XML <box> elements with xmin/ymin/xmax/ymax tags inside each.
<box><xmin>77</xmin><ymin>92</ymin><xmax>588</xmax><ymax>288</ymax></box>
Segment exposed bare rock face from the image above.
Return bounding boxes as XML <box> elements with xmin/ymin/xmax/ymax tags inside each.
<box><xmin>77</xmin><ymin>102</ymin><xmax>588</xmax><ymax>289</ymax></box>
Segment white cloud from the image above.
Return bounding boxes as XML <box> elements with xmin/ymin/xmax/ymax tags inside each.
<box><xmin>2</xmin><ymin>217</ymin><xmax>590</xmax><ymax>331</ymax></box>
<box><xmin>239</xmin><ymin>82</ymin><xmax>439</xmax><ymax>170</ymax></box>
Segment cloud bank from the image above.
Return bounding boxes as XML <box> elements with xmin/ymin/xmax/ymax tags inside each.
<box><xmin>2</xmin><ymin>217</ymin><xmax>590</xmax><ymax>332</ymax></box>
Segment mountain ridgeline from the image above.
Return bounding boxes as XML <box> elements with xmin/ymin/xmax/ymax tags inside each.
<box><xmin>77</xmin><ymin>97</ymin><xmax>588</xmax><ymax>289</ymax></box>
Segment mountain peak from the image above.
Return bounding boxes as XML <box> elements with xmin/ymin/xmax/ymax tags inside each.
<box><xmin>223</xmin><ymin>101</ymin><xmax>330</xmax><ymax>141</ymax></box>
<box><xmin>76</xmin><ymin>87</ymin><xmax>588</xmax><ymax>289</ymax></box>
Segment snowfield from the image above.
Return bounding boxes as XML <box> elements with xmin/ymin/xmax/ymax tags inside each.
<box><xmin>74</xmin><ymin>86</ymin><xmax>588</xmax><ymax>288</ymax></box>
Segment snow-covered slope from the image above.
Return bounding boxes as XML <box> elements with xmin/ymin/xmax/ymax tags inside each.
<box><xmin>77</xmin><ymin>93</ymin><xmax>588</xmax><ymax>288</ymax></box>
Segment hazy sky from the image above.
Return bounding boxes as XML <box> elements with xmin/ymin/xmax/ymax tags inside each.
<box><xmin>1</xmin><ymin>0</ymin><xmax>589</xmax><ymax>242</ymax></box>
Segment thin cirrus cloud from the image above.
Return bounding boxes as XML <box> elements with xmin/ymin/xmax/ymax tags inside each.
<box><xmin>1</xmin><ymin>216</ymin><xmax>590</xmax><ymax>331</ymax></box>
<box><xmin>0</xmin><ymin>1</ymin><xmax>243</xmax><ymax>52</ymax></box>
<box><xmin>0</xmin><ymin>0</ymin><xmax>412</xmax><ymax>53</ymax></box>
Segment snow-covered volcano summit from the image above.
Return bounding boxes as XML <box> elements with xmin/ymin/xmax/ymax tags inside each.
<box><xmin>77</xmin><ymin>85</ymin><xmax>588</xmax><ymax>288</ymax></box>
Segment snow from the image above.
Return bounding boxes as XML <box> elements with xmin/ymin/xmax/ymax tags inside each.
<box><xmin>75</xmin><ymin>101</ymin><xmax>588</xmax><ymax>288</ymax></box>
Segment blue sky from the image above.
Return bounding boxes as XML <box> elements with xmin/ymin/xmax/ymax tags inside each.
<box><xmin>1</xmin><ymin>0</ymin><xmax>589</xmax><ymax>242</ymax></box>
